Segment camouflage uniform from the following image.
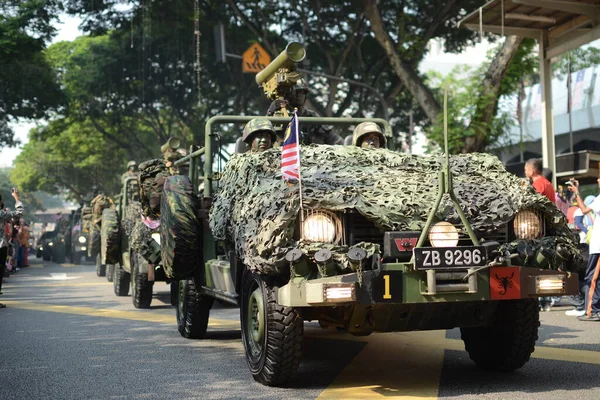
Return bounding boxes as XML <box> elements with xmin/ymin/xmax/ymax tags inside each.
<box><xmin>352</xmin><ymin>122</ymin><xmax>386</xmax><ymax>149</ymax></box>
<box><xmin>266</xmin><ymin>79</ymin><xmax>343</xmax><ymax>146</ymax></box>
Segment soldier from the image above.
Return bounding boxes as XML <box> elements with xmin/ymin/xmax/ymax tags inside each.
<box><xmin>243</xmin><ymin>118</ymin><xmax>276</xmax><ymax>153</ymax></box>
<box><xmin>121</xmin><ymin>160</ymin><xmax>137</xmax><ymax>183</ymax></box>
<box><xmin>352</xmin><ymin>122</ymin><xmax>386</xmax><ymax>149</ymax></box>
<box><xmin>267</xmin><ymin>79</ymin><xmax>343</xmax><ymax>145</ymax></box>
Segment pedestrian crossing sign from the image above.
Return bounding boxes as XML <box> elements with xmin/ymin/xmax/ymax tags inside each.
<box><xmin>242</xmin><ymin>43</ymin><xmax>271</xmax><ymax>73</ymax></box>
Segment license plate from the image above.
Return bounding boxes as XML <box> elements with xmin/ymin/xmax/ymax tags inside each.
<box><xmin>413</xmin><ymin>246</ymin><xmax>487</xmax><ymax>270</ymax></box>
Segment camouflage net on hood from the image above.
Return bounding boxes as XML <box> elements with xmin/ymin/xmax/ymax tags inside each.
<box><xmin>210</xmin><ymin>145</ymin><xmax>579</xmax><ymax>276</ymax></box>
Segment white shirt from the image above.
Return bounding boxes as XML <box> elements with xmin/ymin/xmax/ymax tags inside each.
<box><xmin>589</xmin><ymin>195</ymin><xmax>600</xmax><ymax>254</ymax></box>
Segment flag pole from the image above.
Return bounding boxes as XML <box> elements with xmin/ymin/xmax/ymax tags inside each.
<box><xmin>293</xmin><ymin>109</ymin><xmax>305</xmax><ymax>219</ymax></box>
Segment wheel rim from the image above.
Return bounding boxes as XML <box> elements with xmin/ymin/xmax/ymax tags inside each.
<box><xmin>246</xmin><ymin>283</ymin><xmax>265</xmax><ymax>358</ymax></box>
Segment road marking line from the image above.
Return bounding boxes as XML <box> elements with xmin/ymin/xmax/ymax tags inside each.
<box><xmin>6</xmin><ymin>282</ymin><xmax>112</xmax><ymax>288</ymax></box>
<box><xmin>2</xmin><ymin>301</ymin><xmax>239</xmax><ymax>329</ymax></box>
<box><xmin>317</xmin><ymin>331</ymin><xmax>445</xmax><ymax>399</ymax></box>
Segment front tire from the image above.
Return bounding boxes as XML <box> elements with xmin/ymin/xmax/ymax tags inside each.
<box><xmin>95</xmin><ymin>253</ymin><xmax>106</xmax><ymax>277</ymax></box>
<box><xmin>113</xmin><ymin>265</ymin><xmax>131</xmax><ymax>296</ymax></box>
<box><xmin>106</xmin><ymin>264</ymin><xmax>114</xmax><ymax>282</ymax></box>
<box><xmin>461</xmin><ymin>299</ymin><xmax>539</xmax><ymax>371</ymax></box>
<box><xmin>131</xmin><ymin>252</ymin><xmax>153</xmax><ymax>309</ymax></box>
<box><xmin>176</xmin><ymin>279</ymin><xmax>212</xmax><ymax>339</ymax></box>
<box><xmin>240</xmin><ymin>271</ymin><xmax>303</xmax><ymax>386</ymax></box>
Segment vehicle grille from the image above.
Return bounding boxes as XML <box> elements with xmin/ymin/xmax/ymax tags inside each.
<box><xmin>344</xmin><ymin>211</ymin><xmax>509</xmax><ymax>247</ymax></box>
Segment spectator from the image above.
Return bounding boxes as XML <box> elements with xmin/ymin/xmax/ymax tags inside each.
<box><xmin>17</xmin><ymin>218</ymin><xmax>29</xmax><ymax>268</ymax></box>
<box><xmin>0</xmin><ymin>189</ymin><xmax>24</xmax><ymax>307</ymax></box>
<box><xmin>525</xmin><ymin>159</ymin><xmax>556</xmax><ymax>203</ymax></box>
<box><xmin>568</xmin><ymin>176</ymin><xmax>600</xmax><ymax>321</ymax></box>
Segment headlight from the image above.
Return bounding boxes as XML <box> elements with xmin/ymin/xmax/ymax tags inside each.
<box><xmin>514</xmin><ymin>210</ymin><xmax>543</xmax><ymax>239</ymax></box>
<box><xmin>301</xmin><ymin>211</ymin><xmax>341</xmax><ymax>244</ymax></box>
<box><xmin>428</xmin><ymin>222</ymin><xmax>459</xmax><ymax>248</ymax></box>
<box><xmin>78</xmin><ymin>236</ymin><xmax>86</xmax><ymax>244</ymax></box>
<box><xmin>48</xmin><ymin>242</ymin><xmax>54</xmax><ymax>247</ymax></box>
<box><xmin>151</xmin><ymin>232</ymin><xmax>161</xmax><ymax>245</ymax></box>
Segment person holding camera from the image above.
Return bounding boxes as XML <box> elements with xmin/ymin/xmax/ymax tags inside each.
<box><xmin>0</xmin><ymin>188</ymin><xmax>24</xmax><ymax>306</ymax></box>
<box><xmin>569</xmin><ymin>176</ymin><xmax>600</xmax><ymax>321</ymax></box>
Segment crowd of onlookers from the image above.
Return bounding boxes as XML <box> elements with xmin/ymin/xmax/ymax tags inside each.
<box><xmin>0</xmin><ymin>189</ymin><xmax>26</xmax><ymax>306</ymax></box>
<box><xmin>525</xmin><ymin>159</ymin><xmax>600</xmax><ymax>321</ymax></box>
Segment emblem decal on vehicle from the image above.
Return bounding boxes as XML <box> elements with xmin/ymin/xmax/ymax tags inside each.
<box><xmin>394</xmin><ymin>238</ymin><xmax>417</xmax><ymax>252</ymax></box>
<box><xmin>489</xmin><ymin>267</ymin><xmax>521</xmax><ymax>300</ymax></box>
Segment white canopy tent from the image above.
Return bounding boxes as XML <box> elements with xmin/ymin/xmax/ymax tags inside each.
<box><xmin>458</xmin><ymin>0</ymin><xmax>600</xmax><ymax>184</ymax></box>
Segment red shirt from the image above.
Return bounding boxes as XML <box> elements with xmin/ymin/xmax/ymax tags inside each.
<box><xmin>532</xmin><ymin>177</ymin><xmax>556</xmax><ymax>203</ymax></box>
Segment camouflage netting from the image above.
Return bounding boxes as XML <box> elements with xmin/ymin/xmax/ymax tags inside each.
<box><xmin>160</xmin><ymin>175</ymin><xmax>201</xmax><ymax>280</ymax></box>
<box><xmin>101</xmin><ymin>209</ymin><xmax>120</xmax><ymax>265</ymax></box>
<box><xmin>122</xmin><ymin>202</ymin><xmax>155</xmax><ymax>263</ymax></box>
<box><xmin>88</xmin><ymin>195</ymin><xmax>114</xmax><ymax>258</ymax></box>
<box><xmin>210</xmin><ymin>145</ymin><xmax>580</xmax><ymax>276</ymax></box>
<box><xmin>139</xmin><ymin>159</ymin><xmax>170</xmax><ymax>219</ymax></box>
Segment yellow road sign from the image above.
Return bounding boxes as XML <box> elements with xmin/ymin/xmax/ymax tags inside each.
<box><xmin>242</xmin><ymin>42</ymin><xmax>271</xmax><ymax>73</ymax></box>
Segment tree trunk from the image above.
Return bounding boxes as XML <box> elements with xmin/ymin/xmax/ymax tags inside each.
<box><xmin>464</xmin><ymin>35</ymin><xmax>523</xmax><ymax>153</ymax></box>
<box><xmin>364</xmin><ymin>0</ymin><xmax>441</xmax><ymax>122</ymax></box>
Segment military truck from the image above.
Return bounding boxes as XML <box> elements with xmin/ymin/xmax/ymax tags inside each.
<box><xmin>66</xmin><ymin>208</ymin><xmax>88</xmax><ymax>265</ymax></box>
<box><xmin>106</xmin><ymin>170</ymin><xmax>173</xmax><ymax>308</ymax></box>
<box><xmin>159</xmin><ymin>44</ymin><xmax>580</xmax><ymax>386</ymax></box>
<box><xmin>159</xmin><ymin>116</ymin><xmax>579</xmax><ymax>387</ymax></box>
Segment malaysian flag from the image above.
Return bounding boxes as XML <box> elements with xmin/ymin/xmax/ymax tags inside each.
<box><xmin>281</xmin><ymin>111</ymin><xmax>301</xmax><ymax>182</ymax></box>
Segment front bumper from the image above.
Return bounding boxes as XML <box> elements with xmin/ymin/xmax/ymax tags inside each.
<box><xmin>277</xmin><ymin>265</ymin><xmax>579</xmax><ymax>307</ymax></box>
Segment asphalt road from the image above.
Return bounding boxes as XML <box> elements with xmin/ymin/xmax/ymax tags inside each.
<box><xmin>1</xmin><ymin>257</ymin><xmax>599</xmax><ymax>400</ymax></box>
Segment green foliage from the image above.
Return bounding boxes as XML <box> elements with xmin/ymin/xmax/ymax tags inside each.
<box><xmin>426</xmin><ymin>39</ymin><xmax>537</xmax><ymax>154</ymax></box>
<box><xmin>0</xmin><ymin>0</ymin><xmax>65</xmax><ymax>146</ymax></box>
<box><xmin>552</xmin><ymin>46</ymin><xmax>600</xmax><ymax>77</ymax></box>
<box><xmin>0</xmin><ymin>168</ymin><xmax>43</xmax><ymax>222</ymax></box>
<box><xmin>11</xmin><ymin>118</ymin><xmax>131</xmax><ymax>202</ymax></box>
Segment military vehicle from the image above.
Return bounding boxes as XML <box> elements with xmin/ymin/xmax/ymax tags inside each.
<box><xmin>105</xmin><ymin>158</ymin><xmax>175</xmax><ymax>308</ymax></box>
<box><xmin>159</xmin><ymin>43</ymin><xmax>581</xmax><ymax>386</ymax></box>
<box><xmin>36</xmin><ymin>218</ymin><xmax>69</xmax><ymax>263</ymax></box>
<box><xmin>66</xmin><ymin>208</ymin><xmax>88</xmax><ymax>265</ymax></box>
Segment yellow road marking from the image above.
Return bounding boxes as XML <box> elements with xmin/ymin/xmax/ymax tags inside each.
<box><xmin>7</xmin><ymin>282</ymin><xmax>112</xmax><ymax>288</ymax></box>
<box><xmin>2</xmin><ymin>301</ymin><xmax>239</xmax><ymax>329</ymax></box>
<box><xmin>317</xmin><ymin>330</ymin><xmax>445</xmax><ymax>399</ymax></box>
<box><xmin>28</xmin><ymin>265</ymin><xmax>44</xmax><ymax>268</ymax></box>
<box><xmin>60</xmin><ymin>263</ymin><xmax>80</xmax><ymax>268</ymax></box>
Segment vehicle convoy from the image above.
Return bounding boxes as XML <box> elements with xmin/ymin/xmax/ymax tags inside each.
<box><xmin>159</xmin><ymin>43</ymin><xmax>581</xmax><ymax>386</ymax></box>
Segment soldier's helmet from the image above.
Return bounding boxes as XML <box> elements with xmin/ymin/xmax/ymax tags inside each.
<box><xmin>352</xmin><ymin>122</ymin><xmax>386</xmax><ymax>147</ymax></box>
<box><xmin>127</xmin><ymin>160</ymin><xmax>137</xmax><ymax>169</ymax></box>
<box><xmin>294</xmin><ymin>78</ymin><xmax>309</xmax><ymax>92</ymax></box>
<box><xmin>242</xmin><ymin>118</ymin><xmax>277</xmax><ymax>144</ymax></box>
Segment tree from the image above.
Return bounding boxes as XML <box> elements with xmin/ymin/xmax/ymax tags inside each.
<box><xmin>364</xmin><ymin>0</ymin><xmax>535</xmax><ymax>153</ymax></box>
<box><xmin>0</xmin><ymin>0</ymin><xmax>65</xmax><ymax>146</ymax></box>
<box><xmin>11</xmin><ymin>118</ymin><xmax>132</xmax><ymax>202</ymax></box>
<box><xmin>426</xmin><ymin>38</ymin><xmax>537</xmax><ymax>154</ymax></box>
<box><xmin>0</xmin><ymin>168</ymin><xmax>43</xmax><ymax>222</ymax></box>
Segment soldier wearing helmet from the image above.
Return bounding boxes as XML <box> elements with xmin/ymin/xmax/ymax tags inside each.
<box><xmin>352</xmin><ymin>122</ymin><xmax>386</xmax><ymax>149</ymax></box>
<box><xmin>121</xmin><ymin>160</ymin><xmax>138</xmax><ymax>183</ymax></box>
<box><xmin>266</xmin><ymin>78</ymin><xmax>343</xmax><ymax>146</ymax></box>
<box><xmin>243</xmin><ymin>118</ymin><xmax>276</xmax><ymax>153</ymax></box>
